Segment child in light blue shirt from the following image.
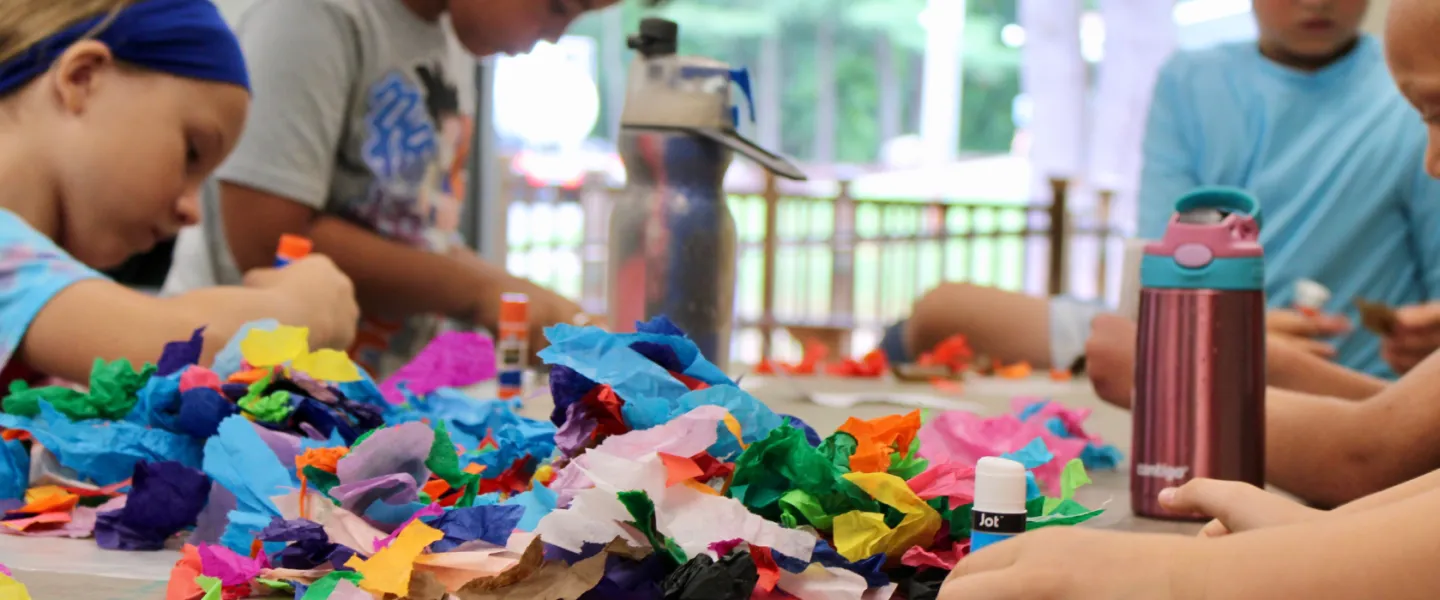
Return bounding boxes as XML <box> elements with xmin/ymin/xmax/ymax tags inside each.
<box><xmin>0</xmin><ymin>0</ymin><xmax>357</xmax><ymax>387</ymax></box>
<box><xmin>1136</xmin><ymin>34</ymin><xmax>1440</xmax><ymax>377</ymax></box>
<box><xmin>0</xmin><ymin>211</ymin><xmax>104</xmax><ymax>387</ymax></box>
<box><xmin>892</xmin><ymin>22</ymin><xmax>1440</xmax><ymax>380</ymax></box>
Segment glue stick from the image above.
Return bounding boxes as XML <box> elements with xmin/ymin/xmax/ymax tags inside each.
<box><xmin>275</xmin><ymin>234</ymin><xmax>313</xmax><ymax>267</ymax></box>
<box><xmin>971</xmin><ymin>456</ymin><xmax>1028</xmax><ymax>553</ymax></box>
<box><xmin>497</xmin><ymin>293</ymin><xmax>528</xmax><ymax>401</ymax></box>
<box><xmin>1293</xmin><ymin>279</ymin><xmax>1330</xmax><ymax>319</ymax></box>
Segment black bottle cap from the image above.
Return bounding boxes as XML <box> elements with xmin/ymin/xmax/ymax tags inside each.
<box><xmin>627</xmin><ymin>18</ymin><xmax>678</xmax><ymax>57</ymax></box>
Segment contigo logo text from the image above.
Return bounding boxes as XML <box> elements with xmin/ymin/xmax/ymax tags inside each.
<box><xmin>1135</xmin><ymin>463</ymin><xmax>1190</xmax><ymax>481</ymax></box>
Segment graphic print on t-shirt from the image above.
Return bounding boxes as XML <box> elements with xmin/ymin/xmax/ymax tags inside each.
<box><xmin>347</xmin><ymin>61</ymin><xmax>467</xmax><ymax>376</ymax></box>
<box><xmin>352</xmin><ymin>61</ymin><xmax>465</xmax><ymax>249</ymax></box>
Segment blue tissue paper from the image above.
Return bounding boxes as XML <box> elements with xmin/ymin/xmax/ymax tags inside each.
<box><xmin>502</xmin><ymin>484</ymin><xmax>557</xmax><ymax>532</ymax></box>
<box><xmin>1002</xmin><ymin>438</ymin><xmax>1052</xmax><ymax>501</ymax></box>
<box><xmin>426</xmin><ymin>504</ymin><xmax>526</xmax><ymax>551</ymax></box>
<box><xmin>177</xmin><ymin>388</ymin><xmax>240</xmax><ymax>439</ymax></box>
<box><xmin>0</xmin><ymin>402</ymin><xmax>202</xmax><ymax>485</ymax></box>
<box><xmin>0</xmin><ymin>438</ymin><xmax>28</xmax><ymax>500</ymax></box>
<box><xmin>126</xmin><ymin>372</ymin><xmax>183</xmax><ymax>432</ymax></box>
<box><xmin>540</xmin><ymin>325</ymin><xmax>691</xmax><ymax>407</ymax></box>
<box><xmin>203</xmin><ymin>416</ymin><xmax>295</xmax><ymax>552</ymax></box>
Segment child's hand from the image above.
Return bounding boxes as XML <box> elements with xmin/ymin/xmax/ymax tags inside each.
<box><xmin>244</xmin><ymin>255</ymin><xmax>359</xmax><ymax>350</ymax></box>
<box><xmin>940</xmin><ymin>527</ymin><xmax>1205</xmax><ymax>599</ymax></box>
<box><xmin>1084</xmin><ymin>314</ymin><xmax>1137</xmax><ymax>409</ymax></box>
<box><xmin>1158</xmin><ymin>479</ymin><xmax>1323</xmax><ymax>537</ymax></box>
<box><xmin>1382</xmin><ymin>303</ymin><xmax>1440</xmax><ymax>374</ymax></box>
<box><xmin>1266</xmin><ymin>309</ymin><xmax>1350</xmax><ymax>358</ymax></box>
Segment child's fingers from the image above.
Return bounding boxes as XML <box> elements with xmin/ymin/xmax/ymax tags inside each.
<box><xmin>1381</xmin><ymin>343</ymin><xmax>1425</xmax><ymax>375</ymax></box>
<box><xmin>1392</xmin><ymin>302</ymin><xmax>1440</xmax><ymax>334</ymax></box>
<box><xmin>938</xmin><ymin>569</ymin><xmax>1031</xmax><ymax>600</ymax></box>
<box><xmin>1311</xmin><ymin>313</ymin><xmax>1352</xmax><ymax>336</ymax></box>
<box><xmin>947</xmin><ymin>536</ymin><xmax>1022</xmax><ymax>581</ymax></box>
<box><xmin>1266</xmin><ymin>310</ymin><xmax>1316</xmax><ymax>337</ymax></box>
<box><xmin>1198</xmin><ymin>518</ymin><xmax>1231</xmax><ymax>538</ymax></box>
<box><xmin>1272</xmin><ymin>334</ymin><xmax>1336</xmax><ymax>359</ymax></box>
<box><xmin>1158</xmin><ymin>479</ymin><xmax>1305</xmax><ymax>534</ymax></box>
<box><xmin>1266</xmin><ymin>310</ymin><xmax>1349</xmax><ymax>338</ymax></box>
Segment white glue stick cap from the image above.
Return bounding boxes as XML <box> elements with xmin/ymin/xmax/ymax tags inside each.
<box><xmin>1294</xmin><ymin>279</ymin><xmax>1331</xmax><ymax>310</ymax></box>
<box><xmin>973</xmin><ymin>456</ymin><xmax>1028</xmax><ymax>515</ymax></box>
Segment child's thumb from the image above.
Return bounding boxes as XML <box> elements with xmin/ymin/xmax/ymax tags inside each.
<box><xmin>240</xmin><ymin>266</ymin><xmax>282</xmax><ymax>289</ymax></box>
<box><xmin>1157</xmin><ymin>479</ymin><xmax>1278</xmax><ymax>534</ymax></box>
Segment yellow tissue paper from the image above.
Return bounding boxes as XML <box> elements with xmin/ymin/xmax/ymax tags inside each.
<box><xmin>0</xmin><ymin>574</ymin><xmax>32</xmax><ymax>600</ymax></box>
<box><xmin>722</xmin><ymin>414</ymin><xmax>747</xmax><ymax>451</ymax></box>
<box><xmin>344</xmin><ymin>519</ymin><xmax>445</xmax><ymax>597</ymax></box>
<box><xmin>832</xmin><ymin>511</ymin><xmax>891</xmax><ymax>562</ymax></box>
<box><xmin>240</xmin><ymin>326</ymin><xmax>310</xmax><ymax>367</ymax></box>
<box><xmin>292</xmin><ymin>349</ymin><xmax>363</xmax><ymax>383</ymax></box>
<box><xmin>835</xmin><ymin>472</ymin><xmax>942</xmax><ymax>561</ymax></box>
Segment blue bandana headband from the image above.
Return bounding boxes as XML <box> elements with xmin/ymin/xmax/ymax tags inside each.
<box><xmin>0</xmin><ymin>0</ymin><xmax>248</xmax><ymax>96</ymax></box>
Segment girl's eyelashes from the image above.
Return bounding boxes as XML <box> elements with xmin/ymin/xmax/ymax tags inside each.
<box><xmin>549</xmin><ymin>0</ymin><xmax>569</xmax><ymax>17</ymax></box>
<box><xmin>186</xmin><ymin>139</ymin><xmax>200</xmax><ymax>166</ymax></box>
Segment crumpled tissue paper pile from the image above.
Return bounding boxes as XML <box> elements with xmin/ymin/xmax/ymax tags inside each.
<box><xmin>0</xmin><ymin>316</ymin><xmax>1119</xmax><ymax>600</ymax></box>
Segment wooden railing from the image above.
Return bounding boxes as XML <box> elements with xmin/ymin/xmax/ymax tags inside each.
<box><xmin>502</xmin><ymin>173</ymin><xmax>1117</xmax><ymax>364</ymax></box>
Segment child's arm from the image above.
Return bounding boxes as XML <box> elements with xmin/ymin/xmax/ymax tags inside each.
<box><xmin>19</xmin><ymin>257</ymin><xmax>358</xmax><ymax>383</ymax></box>
<box><xmin>1086</xmin><ymin>315</ymin><xmax>1383</xmax><ymax>409</ymax></box>
<box><xmin>1266</xmin><ymin>337</ymin><xmax>1387</xmax><ymax>399</ymax></box>
<box><xmin>942</xmin><ymin>485</ymin><xmax>1440</xmax><ymax>599</ymax></box>
<box><xmin>1157</xmin><ymin>469</ymin><xmax>1440</xmax><ymax>537</ymax></box>
<box><xmin>1266</xmin><ymin>350</ymin><xmax>1440</xmax><ymax>506</ymax></box>
<box><xmin>221</xmin><ymin>186</ymin><xmax>582</xmax><ymax>342</ymax></box>
<box><xmin>1201</xmin><ymin>485</ymin><xmax>1440</xmax><ymax>599</ymax></box>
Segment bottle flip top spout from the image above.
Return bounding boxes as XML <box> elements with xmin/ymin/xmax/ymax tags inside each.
<box><xmin>1142</xmin><ymin>187</ymin><xmax>1264</xmax><ymax>291</ymax></box>
<box><xmin>618</xmin><ymin>18</ymin><xmax>806</xmax><ymax>181</ymax></box>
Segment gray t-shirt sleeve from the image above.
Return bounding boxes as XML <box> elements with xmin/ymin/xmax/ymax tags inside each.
<box><xmin>216</xmin><ymin>0</ymin><xmax>359</xmax><ymax>209</ymax></box>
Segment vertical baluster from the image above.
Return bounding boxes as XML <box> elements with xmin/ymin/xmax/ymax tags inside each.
<box><xmin>1095</xmin><ymin>189</ymin><xmax>1114</xmax><ymax>301</ymax></box>
<box><xmin>761</xmin><ymin>172</ymin><xmax>780</xmax><ymax>361</ymax></box>
<box><xmin>1047</xmin><ymin>177</ymin><xmax>1070</xmax><ymax>296</ymax></box>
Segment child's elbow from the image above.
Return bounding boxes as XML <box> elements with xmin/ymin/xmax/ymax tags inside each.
<box><xmin>1321</xmin><ymin>401</ymin><xmax>1435</xmax><ymax>507</ymax></box>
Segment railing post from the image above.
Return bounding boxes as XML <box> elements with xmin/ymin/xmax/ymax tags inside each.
<box><xmin>1046</xmin><ymin>177</ymin><xmax>1070</xmax><ymax>296</ymax></box>
<box><xmin>579</xmin><ymin>177</ymin><xmax>610</xmax><ymax>314</ymax></box>
<box><xmin>831</xmin><ymin>181</ymin><xmax>856</xmax><ymax>328</ymax></box>
<box><xmin>761</xmin><ymin>172</ymin><xmax>781</xmax><ymax>361</ymax></box>
<box><xmin>1095</xmin><ymin>189</ymin><xmax>1114</xmax><ymax>301</ymax></box>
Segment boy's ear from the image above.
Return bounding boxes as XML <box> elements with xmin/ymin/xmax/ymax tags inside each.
<box><xmin>50</xmin><ymin>40</ymin><xmax>115</xmax><ymax>115</ymax></box>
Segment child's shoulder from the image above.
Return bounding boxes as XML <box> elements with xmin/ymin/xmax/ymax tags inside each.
<box><xmin>1157</xmin><ymin>42</ymin><xmax>1259</xmax><ymax>82</ymax></box>
<box><xmin>0</xmin><ymin>209</ymin><xmax>50</xmax><ymax>246</ymax></box>
<box><xmin>0</xmin><ymin>209</ymin><xmax>102</xmax><ymax>289</ymax></box>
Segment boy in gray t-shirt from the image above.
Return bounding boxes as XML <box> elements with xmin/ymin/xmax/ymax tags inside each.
<box><xmin>165</xmin><ymin>0</ymin><xmax>616</xmax><ymax>375</ymax></box>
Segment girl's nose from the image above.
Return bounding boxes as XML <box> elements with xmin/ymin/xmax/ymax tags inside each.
<box><xmin>176</xmin><ymin>187</ymin><xmax>202</xmax><ymax>226</ymax></box>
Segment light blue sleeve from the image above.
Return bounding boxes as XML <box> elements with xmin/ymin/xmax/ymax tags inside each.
<box><xmin>1404</xmin><ymin>165</ymin><xmax>1440</xmax><ymax>298</ymax></box>
<box><xmin>0</xmin><ymin>210</ymin><xmax>103</xmax><ymax>371</ymax></box>
<box><xmin>1136</xmin><ymin>57</ymin><xmax>1201</xmax><ymax>239</ymax></box>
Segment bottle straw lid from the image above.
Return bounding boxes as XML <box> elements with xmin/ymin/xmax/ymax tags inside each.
<box><xmin>500</xmin><ymin>293</ymin><xmax>529</xmax><ymax>323</ymax></box>
<box><xmin>277</xmin><ymin>234</ymin><xmax>313</xmax><ymax>260</ymax></box>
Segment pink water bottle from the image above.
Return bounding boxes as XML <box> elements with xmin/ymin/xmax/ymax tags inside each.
<box><xmin>1131</xmin><ymin>188</ymin><xmax>1266</xmax><ymax>520</ymax></box>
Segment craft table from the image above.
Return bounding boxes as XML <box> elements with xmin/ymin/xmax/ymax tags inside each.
<box><xmin>3</xmin><ymin>375</ymin><xmax>1200</xmax><ymax>599</ymax></box>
